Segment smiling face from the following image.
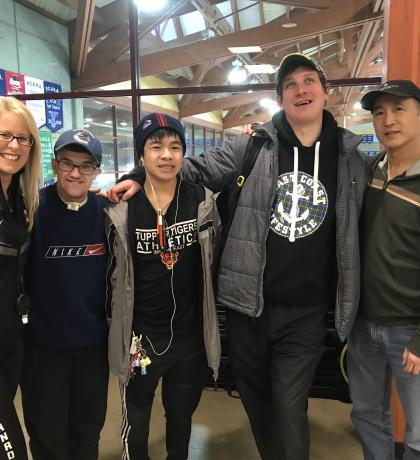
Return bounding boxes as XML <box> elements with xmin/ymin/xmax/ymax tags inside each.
<box><xmin>372</xmin><ymin>94</ymin><xmax>420</xmax><ymax>154</ymax></box>
<box><xmin>0</xmin><ymin>111</ymin><xmax>32</xmax><ymax>190</ymax></box>
<box><xmin>277</xmin><ymin>66</ymin><xmax>329</xmax><ymax>128</ymax></box>
<box><xmin>142</xmin><ymin>131</ymin><xmax>183</xmax><ymax>184</ymax></box>
<box><xmin>52</xmin><ymin>149</ymin><xmax>100</xmax><ymax>203</ymax></box>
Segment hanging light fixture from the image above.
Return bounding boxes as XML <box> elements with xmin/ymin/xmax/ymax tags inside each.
<box><xmin>228</xmin><ymin>58</ymin><xmax>248</xmax><ymax>84</ymax></box>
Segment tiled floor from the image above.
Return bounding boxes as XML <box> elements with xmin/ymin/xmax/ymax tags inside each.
<box><xmin>16</xmin><ymin>375</ymin><xmax>363</xmax><ymax>459</ymax></box>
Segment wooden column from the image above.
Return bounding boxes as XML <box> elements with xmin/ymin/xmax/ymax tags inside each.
<box><xmin>391</xmin><ymin>379</ymin><xmax>406</xmax><ymax>443</ymax></box>
<box><xmin>383</xmin><ymin>0</ymin><xmax>420</xmax><ymax>83</ymax></box>
<box><xmin>383</xmin><ymin>0</ymin><xmax>420</xmax><ymax>447</ymax></box>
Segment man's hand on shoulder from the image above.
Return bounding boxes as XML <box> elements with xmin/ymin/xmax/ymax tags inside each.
<box><xmin>106</xmin><ymin>180</ymin><xmax>141</xmax><ymax>202</ymax></box>
<box><xmin>402</xmin><ymin>347</ymin><xmax>420</xmax><ymax>375</ymax></box>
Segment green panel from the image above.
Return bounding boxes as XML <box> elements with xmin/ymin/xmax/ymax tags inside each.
<box><xmin>40</xmin><ymin>130</ymin><xmax>55</xmax><ymax>184</ymax></box>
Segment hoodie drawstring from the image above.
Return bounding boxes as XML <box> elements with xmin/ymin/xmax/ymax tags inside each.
<box><xmin>313</xmin><ymin>141</ymin><xmax>320</xmax><ymax>205</ymax></box>
<box><xmin>288</xmin><ymin>141</ymin><xmax>320</xmax><ymax>242</ymax></box>
<box><xmin>289</xmin><ymin>147</ymin><xmax>299</xmax><ymax>242</ymax></box>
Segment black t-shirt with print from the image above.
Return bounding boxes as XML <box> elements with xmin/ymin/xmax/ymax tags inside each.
<box><xmin>128</xmin><ymin>179</ymin><xmax>204</xmax><ymax>342</ymax></box>
<box><xmin>263</xmin><ymin>110</ymin><xmax>338</xmax><ymax>307</ymax></box>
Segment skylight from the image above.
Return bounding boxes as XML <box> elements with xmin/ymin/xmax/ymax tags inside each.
<box><xmin>180</xmin><ymin>11</ymin><xmax>206</xmax><ymax>36</ymax></box>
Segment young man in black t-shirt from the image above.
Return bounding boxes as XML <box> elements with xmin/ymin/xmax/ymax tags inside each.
<box><xmin>105</xmin><ymin>113</ymin><xmax>220</xmax><ymax>460</ymax></box>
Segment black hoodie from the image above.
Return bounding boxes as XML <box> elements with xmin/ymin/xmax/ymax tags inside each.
<box><xmin>263</xmin><ymin>110</ymin><xmax>339</xmax><ymax>307</ymax></box>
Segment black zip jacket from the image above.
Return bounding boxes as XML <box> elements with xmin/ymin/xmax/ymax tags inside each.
<box><xmin>0</xmin><ymin>174</ymin><xmax>30</xmax><ymax>348</ymax></box>
<box><xmin>0</xmin><ymin>173</ymin><xmax>30</xmax><ymax>460</ymax></box>
<box><xmin>359</xmin><ymin>152</ymin><xmax>420</xmax><ymax>355</ymax></box>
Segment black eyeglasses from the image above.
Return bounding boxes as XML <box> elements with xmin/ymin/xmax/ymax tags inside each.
<box><xmin>0</xmin><ymin>131</ymin><xmax>34</xmax><ymax>147</ymax></box>
<box><xmin>56</xmin><ymin>159</ymin><xmax>97</xmax><ymax>176</ymax></box>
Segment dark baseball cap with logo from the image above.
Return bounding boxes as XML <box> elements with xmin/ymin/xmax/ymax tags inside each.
<box><xmin>361</xmin><ymin>79</ymin><xmax>420</xmax><ymax>112</ymax></box>
<box><xmin>54</xmin><ymin>129</ymin><xmax>102</xmax><ymax>166</ymax></box>
<box><xmin>276</xmin><ymin>53</ymin><xmax>327</xmax><ymax>94</ymax></box>
<box><xmin>134</xmin><ymin>112</ymin><xmax>186</xmax><ymax>157</ymax></box>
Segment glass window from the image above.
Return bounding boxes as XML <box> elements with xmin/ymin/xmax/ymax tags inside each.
<box><xmin>194</xmin><ymin>126</ymin><xmax>204</xmax><ymax>157</ymax></box>
<box><xmin>204</xmin><ymin>128</ymin><xmax>215</xmax><ymax>151</ymax></box>
<box><xmin>184</xmin><ymin>122</ymin><xmax>193</xmax><ymax>157</ymax></box>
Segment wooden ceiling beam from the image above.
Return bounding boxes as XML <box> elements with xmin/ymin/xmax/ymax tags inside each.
<box><xmin>181</xmin><ymin>91</ymin><xmax>274</xmax><ymax>118</ymax></box>
<box><xmin>231</xmin><ymin>0</ymin><xmax>240</xmax><ymax>32</ymax></box>
<box><xmin>262</xmin><ymin>0</ymin><xmax>332</xmax><ymax>9</ymax></box>
<box><xmin>191</xmin><ymin>0</ymin><xmax>233</xmax><ymax>35</ymax></box>
<box><xmin>223</xmin><ymin>111</ymin><xmax>270</xmax><ymax>129</ymax></box>
<box><xmin>15</xmin><ymin>0</ymin><xmax>68</xmax><ymax>25</ymax></box>
<box><xmin>55</xmin><ymin>0</ymin><xmax>77</xmax><ymax>9</ymax></box>
<box><xmin>73</xmin><ymin>0</ymin><xmax>377</xmax><ymax>90</ymax></box>
<box><xmin>90</xmin><ymin>0</ymin><xmax>128</xmax><ymax>40</ymax></box>
<box><xmin>71</xmin><ymin>0</ymin><xmax>95</xmax><ymax>77</ymax></box>
<box><xmin>342</xmin><ymin>28</ymin><xmax>356</xmax><ymax>71</ymax></box>
<box><xmin>223</xmin><ymin>102</ymin><xmax>260</xmax><ymax>124</ymax></box>
<box><xmin>179</xmin><ymin>62</ymin><xmax>214</xmax><ymax>109</ymax></box>
<box><xmin>86</xmin><ymin>22</ymin><xmax>129</xmax><ymax>70</ymax></box>
<box><xmin>259</xmin><ymin>40</ymin><xmax>340</xmax><ymax>66</ymax></box>
<box><xmin>259</xmin><ymin>0</ymin><xmax>265</xmax><ymax>25</ymax></box>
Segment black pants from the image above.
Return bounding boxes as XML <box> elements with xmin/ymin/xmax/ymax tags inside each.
<box><xmin>0</xmin><ymin>337</ymin><xmax>28</xmax><ymax>460</ymax></box>
<box><xmin>20</xmin><ymin>343</ymin><xmax>109</xmax><ymax>460</ymax></box>
<box><xmin>227</xmin><ymin>304</ymin><xmax>327</xmax><ymax>460</ymax></box>
<box><xmin>121</xmin><ymin>339</ymin><xmax>208</xmax><ymax>460</ymax></box>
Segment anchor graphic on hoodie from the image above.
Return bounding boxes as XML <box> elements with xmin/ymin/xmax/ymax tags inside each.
<box><xmin>278</xmin><ymin>183</ymin><xmax>310</xmax><ymax>224</ymax></box>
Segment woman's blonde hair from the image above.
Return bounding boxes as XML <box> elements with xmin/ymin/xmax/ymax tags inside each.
<box><xmin>0</xmin><ymin>96</ymin><xmax>42</xmax><ymax>230</ymax></box>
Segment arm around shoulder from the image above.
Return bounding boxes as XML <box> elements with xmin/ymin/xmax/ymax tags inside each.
<box><xmin>182</xmin><ymin>135</ymin><xmax>251</xmax><ymax>192</ymax></box>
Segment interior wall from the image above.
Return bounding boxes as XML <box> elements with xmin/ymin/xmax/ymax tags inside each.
<box><xmin>0</xmin><ymin>0</ymin><xmax>83</xmax><ymax>129</ymax></box>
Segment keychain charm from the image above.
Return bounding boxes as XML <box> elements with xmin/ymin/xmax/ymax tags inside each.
<box><xmin>129</xmin><ymin>333</ymin><xmax>152</xmax><ymax>376</ymax></box>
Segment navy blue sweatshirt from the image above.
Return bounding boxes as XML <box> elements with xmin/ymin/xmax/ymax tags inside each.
<box><xmin>25</xmin><ymin>185</ymin><xmax>108</xmax><ymax>349</ymax></box>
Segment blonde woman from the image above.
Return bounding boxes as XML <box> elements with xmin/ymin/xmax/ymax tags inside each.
<box><xmin>0</xmin><ymin>96</ymin><xmax>41</xmax><ymax>460</ymax></box>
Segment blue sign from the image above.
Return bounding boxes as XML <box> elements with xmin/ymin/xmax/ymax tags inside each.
<box><xmin>361</xmin><ymin>134</ymin><xmax>378</xmax><ymax>144</ymax></box>
<box><xmin>0</xmin><ymin>69</ymin><xmax>6</xmax><ymax>96</ymax></box>
<box><xmin>44</xmin><ymin>81</ymin><xmax>63</xmax><ymax>133</ymax></box>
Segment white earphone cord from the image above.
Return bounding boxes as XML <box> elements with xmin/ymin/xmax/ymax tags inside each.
<box><xmin>144</xmin><ymin>168</ymin><xmax>181</xmax><ymax>356</ymax></box>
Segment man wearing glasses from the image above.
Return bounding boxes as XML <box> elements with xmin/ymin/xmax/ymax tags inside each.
<box><xmin>20</xmin><ymin>129</ymin><xmax>109</xmax><ymax>460</ymax></box>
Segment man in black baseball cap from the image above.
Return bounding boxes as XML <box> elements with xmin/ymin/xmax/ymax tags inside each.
<box><xmin>361</xmin><ymin>79</ymin><xmax>420</xmax><ymax>112</ymax></box>
<box><xmin>276</xmin><ymin>53</ymin><xmax>327</xmax><ymax>92</ymax></box>
<box><xmin>348</xmin><ymin>79</ymin><xmax>420</xmax><ymax>460</ymax></box>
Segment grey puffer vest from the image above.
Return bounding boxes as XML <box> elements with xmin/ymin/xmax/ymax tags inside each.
<box><xmin>184</xmin><ymin>121</ymin><xmax>368</xmax><ymax>340</ymax></box>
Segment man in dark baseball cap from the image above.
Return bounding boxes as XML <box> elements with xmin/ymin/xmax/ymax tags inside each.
<box><xmin>348</xmin><ymin>78</ymin><xmax>420</xmax><ymax>460</ymax></box>
<box><xmin>21</xmin><ymin>126</ymin><xmax>109</xmax><ymax>459</ymax></box>
<box><xmin>276</xmin><ymin>53</ymin><xmax>327</xmax><ymax>93</ymax></box>
<box><xmin>54</xmin><ymin>128</ymin><xmax>102</xmax><ymax>166</ymax></box>
<box><xmin>361</xmin><ymin>79</ymin><xmax>420</xmax><ymax>112</ymax></box>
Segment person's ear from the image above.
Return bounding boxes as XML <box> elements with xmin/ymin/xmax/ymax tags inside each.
<box><xmin>324</xmin><ymin>83</ymin><xmax>330</xmax><ymax>100</ymax></box>
<box><xmin>93</xmin><ymin>167</ymin><xmax>102</xmax><ymax>179</ymax></box>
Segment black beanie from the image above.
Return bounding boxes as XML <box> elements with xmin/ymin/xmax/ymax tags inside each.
<box><xmin>134</xmin><ymin>113</ymin><xmax>186</xmax><ymax>157</ymax></box>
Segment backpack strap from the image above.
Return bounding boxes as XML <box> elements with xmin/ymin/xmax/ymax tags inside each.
<box><xmin>236</xmin><ymin>135</ymin><xmax>266</xmax><ymax>188</ymax></box>
<box><xmin>214</xmin><ymin>135</ymin><xmax>266</xmax><ymax>279</ymax></box>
